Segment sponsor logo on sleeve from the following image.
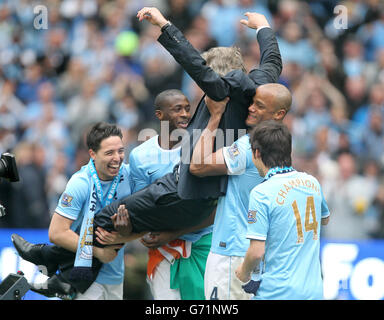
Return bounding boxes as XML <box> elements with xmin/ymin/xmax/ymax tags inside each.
<box><xmin>61</xmin><ymin>193</ymin><xmax>73</xmax><ymax>207</ymax></box>
<box><xmin>247</xmin><ymin>210</ymin><xmax>257</xmax><ymax>224</ymax></box>
<box><xmin>227</xmin><ymin>143</ymin><xmax>240</xmax><ymax>160</ymax></box>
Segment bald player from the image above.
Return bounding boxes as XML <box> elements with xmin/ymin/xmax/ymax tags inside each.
<box><xmin>189</xmin><ymin>83</ymin><xmax>292</xmax><ymax>300</ymax></box>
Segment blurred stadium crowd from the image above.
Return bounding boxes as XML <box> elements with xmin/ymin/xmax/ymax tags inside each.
<box><xmin>0</xmin><ymin>0</ymin><xmax>383</xmax><ymax>246</ymax></box>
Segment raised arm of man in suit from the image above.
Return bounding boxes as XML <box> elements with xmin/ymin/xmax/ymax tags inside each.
<box><xmin>137</xmin><ymin>7</ymin><xmax>282</xmax><ymax>101</ymax></box>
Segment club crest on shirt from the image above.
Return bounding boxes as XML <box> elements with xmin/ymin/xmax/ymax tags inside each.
<box><xmin>227</xmin><ymin>143</ymin><xmax>240</xmax><ymax>160</ymax></box>
<box><xmin>61</xmin><ymin>193</ymin><xmax>73</xmax><ymax>207</ymax></box>
<box><xmin>247</xmin><ymin>210</ymin><xmax>257</xmax><ymax>224</ymax></box>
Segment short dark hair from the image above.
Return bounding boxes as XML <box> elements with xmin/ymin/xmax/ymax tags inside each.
<box><xmin>249</xmin><ymin>120</ymin><xmax>292</xmax><ymax>168</ymax></box>
<box><xmin>154</xmin><ymin>89</ymin><xmax>185</xmax><ymax>111</ymax></box>
<box><xmin>86</xmin><ymin>122</ymin><xmax>123</xmax><ymax>152</ymax></box>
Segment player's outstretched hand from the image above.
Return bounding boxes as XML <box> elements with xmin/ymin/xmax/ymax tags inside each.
<box><xmin>137</xmin><ymin>7</ymin><xmax>169</xmax><ymax>29</ymax></box>
<box><xmin>240</xmin><ymin>12</ymin><xmax>270</xmax><ymax>30</ymax></box>
<box><xmin>111</xmin><ymin>204</ymin><xmax>132</xmax><ymax>237</ymax></box>
<box><xmin>95</xmin><ymin>227</ymin><xmax>121</xmax><ymax>245</ymax></box>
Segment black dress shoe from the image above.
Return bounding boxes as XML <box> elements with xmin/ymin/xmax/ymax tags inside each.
<box><xmin>11</xmin><ymin>233</ymin><xmax>58</xmax><ymax>277</ymax></box>
<box><xmin>30</xmin><ymin>274</ymin><xmax>76</xmax><ymax>300</ymax></box>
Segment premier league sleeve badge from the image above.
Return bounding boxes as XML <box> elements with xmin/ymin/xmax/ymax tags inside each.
<box><xmin>247</xmin><ymin>210</ymin><xmax>257</xmax><ymax>224</ymax></box>
<box><xmin>61</xmin><ymin>193</ymin><xmax>73</xmax><ymax>207</ymax></box>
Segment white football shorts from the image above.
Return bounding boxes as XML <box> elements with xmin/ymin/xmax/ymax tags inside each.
<box><xmin>204</xmin><ymin>252</ymin><xmax>252</xmax><ymax>300</ymax></box>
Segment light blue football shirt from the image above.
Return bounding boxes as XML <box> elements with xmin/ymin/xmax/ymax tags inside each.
<box><xmin>247</xmin><ymin>170</ymin><xmax>330</xmax><ymax>300</ymax></box>
<box><xmin>210</xmin><ymin>134</ymin><xmax>264</xmax><ymax>256</ymax></box>
<box><xmin>129</xmin><ymin>135</ymin><xmax>212</xmax><ymax>242</ymax></box>
<box><xmin>55</xmin><ymin>163</ymin><xmax>132</xmax><ymax>285</ymax></box>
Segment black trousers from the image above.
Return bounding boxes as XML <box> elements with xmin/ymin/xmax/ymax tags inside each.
<box><xmin>95</xmin><ymin>171</ymin><xmax>217</xmax><ymax>233</ymax></box>
<box><xmin>41</xmin><ymin>170</ymin><xmax>217</xmax><ymax>293</ymax></box>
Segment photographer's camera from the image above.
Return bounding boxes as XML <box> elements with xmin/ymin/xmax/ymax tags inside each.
<box><xmin>0</xmin><ymin>152</ymin><xmax>19</xmax><ymax>218</ymax></box>
<box><xmin>0</xmin><ymin>153</ymin><xmax>19</xmax><ymax>182</ymax></box>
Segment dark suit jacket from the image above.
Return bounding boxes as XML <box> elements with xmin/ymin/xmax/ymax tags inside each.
<box><xmin>158</xmin><ymin>24</ymin><xmax>282</xmax><ymax>200</ymax></box>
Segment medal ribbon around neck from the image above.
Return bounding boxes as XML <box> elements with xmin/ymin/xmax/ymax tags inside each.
<box><xmin>88</xmin><ymin>159</ymin><xmax>121</xmax><ymax>208</ymax></box>
<box><xmin>74</xmin><ymin>159</ymin><xmax>122</xmax><ymax>270</ymax></box>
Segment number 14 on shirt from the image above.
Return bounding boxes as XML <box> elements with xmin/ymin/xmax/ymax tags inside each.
<box><xmin>292</xmin><ymin>196</ymin><xmax>318</xmax><ymax>243</ymax></box>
